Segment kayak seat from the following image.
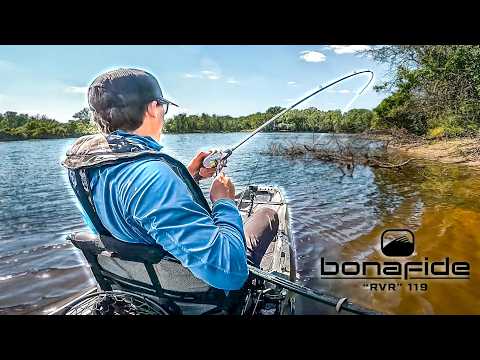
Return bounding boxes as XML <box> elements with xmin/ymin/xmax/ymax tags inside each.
<box><xmin>68</xmin><ymin>231</ymin><xmax>246</xmax><ymax>315</ymax></box>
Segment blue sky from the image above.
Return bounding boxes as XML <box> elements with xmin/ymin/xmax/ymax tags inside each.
<box><xmin>0</xmin><ymin>45</ymin><xmax>390</xmax><ymax>122</ymax></box>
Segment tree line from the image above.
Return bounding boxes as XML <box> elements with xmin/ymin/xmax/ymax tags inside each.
<box><xmin>0</xmin><ymin>106</ymin><xmax>379</xmax><ymax>141</ymax></box>
<box><xmin>162</xmin><ymin>107</ymin><xmax>378</xmax><ymax>134</ymax></box>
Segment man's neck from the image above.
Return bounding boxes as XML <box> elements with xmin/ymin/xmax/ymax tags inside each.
<box><xmin>132</xmin><ymin>128</ymin><xmax>161</xmax><ymax>142</ymax></box>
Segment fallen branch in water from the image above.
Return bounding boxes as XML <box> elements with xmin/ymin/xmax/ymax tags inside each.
<box><xmin>368</xmin><ymin>157</ymin><xmax>415</xmax><ymax>168</ymax></box>
<box><xmin>262</xmin><ymin>137</ymin><xmax>416</xmax><ymax>174</ymax></box>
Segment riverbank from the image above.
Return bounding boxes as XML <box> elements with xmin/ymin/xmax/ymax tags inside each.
<box><xmin>3</xmin><ymin>130</ymin><xmax>479</xmax><ymax>169</ymax></box>
<box><xmin>0</xmin><ymin>136</ymin><xmax>80</xmax><ymax>142</ymax></box>
<box><xmin>0</xmin><ymin>129</ymin><xmax>272</xmax><ymax>142</ymax></box>
<box><xmin>361</xmin><ymin>131</ymin><xmax>480</xmax><ymax>167</ymax></box>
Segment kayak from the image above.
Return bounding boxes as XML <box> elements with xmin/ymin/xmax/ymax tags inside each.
<box><xmin>49</xmin><ymin>185</ymin><xmax>380</xmax><ymax>315</ymax></box>
<box><xmin>49</xmin><ymin>185</ymin><xmax>297</xmax><ymax>315</ymax></box>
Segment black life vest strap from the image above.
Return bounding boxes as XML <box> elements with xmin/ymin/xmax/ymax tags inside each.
<box><xmin>68</xmin><ymin>168</ymin><xmax>111</xmax><ymax>236</ymax></box>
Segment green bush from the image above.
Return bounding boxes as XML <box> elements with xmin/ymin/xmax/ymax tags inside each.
<box><xmin>0</xmin><ymin>110</ymin><xmax>97</xmax><ymax>140</ymax></box>
<box><xmin>370</xmin><ymin>45</ymin><xmax>480</xmax><ymax>137</ymax></box>
<box><xmin>426</xmin><ymin>114</ymin><xmax>468</xmax><ymax>139</ymax></box>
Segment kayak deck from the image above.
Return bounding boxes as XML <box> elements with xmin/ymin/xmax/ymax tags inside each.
<box><xmin>236</xmin><ymin>185</ymin><xmax>295</xmax><ymax>282</ymax></box>
<box><xmin>236</xmin><ymin>185</ymin><xmax>297</xmax><ymax>315</ymax></box>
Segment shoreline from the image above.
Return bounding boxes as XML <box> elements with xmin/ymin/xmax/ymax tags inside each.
<box><xmin>362</xmin><ymin>133</ymin><xmax>480</xmax><ymax>168</ymax></box>
<box><xmin>3</xmin><ymin>131</ymin><xmax>479</xmax><ymax>168</ymax></box>
<box><xmin>0</xmin><ymin>130</ymin><xmax>304</xmax><ymax>142</ymax></box>
<box><xmin>0</xmin><ymin>136</ymin><xmax>81</xmax><ymax>143</ymax></box>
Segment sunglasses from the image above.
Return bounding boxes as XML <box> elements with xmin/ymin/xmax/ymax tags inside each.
<box><xmin>153</xmin><ymin>100</ymin><xmax>168</xmax><ymax>115</ymax></box>
<box><xmin>155</xmin><ymin>98</ymin><xmax>179</xmax><ymax>115</ymax></box>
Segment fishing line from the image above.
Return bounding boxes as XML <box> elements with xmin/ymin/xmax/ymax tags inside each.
<box><xmin>340</xmin><ymin>72</ymin><xmax>375</xmax><ymax>113</ymax></box>
<box><xmin>210</xmin><ymin>70</ymin><xmax>374</xmax><ymax>211</ymax></box>
<box><xmin>202</xmin><ymin>70</ymin><xmax>375</xmax><ymax>174</ymax></box>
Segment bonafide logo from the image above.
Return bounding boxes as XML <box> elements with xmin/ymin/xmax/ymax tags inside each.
<box><xmin>381</xmin><ymin>229</ymin><xmax>414</xmax><ymax>257</ymax></box>
<box><xmin>320</xmin><ymin>229</ymin><xmax>470</xmax><ymax>293</ymax></box>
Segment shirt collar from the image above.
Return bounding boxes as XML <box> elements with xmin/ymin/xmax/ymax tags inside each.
<box><xmin>111</xmin><ymin>130</ymin><xmax>163</xmax><ymax>152</ymax></box>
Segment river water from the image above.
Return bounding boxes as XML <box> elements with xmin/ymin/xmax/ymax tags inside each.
<box><xmin>1</xmin><ymin>132</ymin><xmax>479</xmax><ymax>314</ymax></box>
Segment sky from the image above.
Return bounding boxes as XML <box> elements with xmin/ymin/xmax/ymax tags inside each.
<box><xmin>0</xmin><ymin>45</ymin><xmax>390</xmax><ymax>122</ymax></box>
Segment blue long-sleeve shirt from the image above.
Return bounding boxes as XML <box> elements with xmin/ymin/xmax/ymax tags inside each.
<box><xmin>82</xmin><ymin>131</ymin><xmax>249</xmax><ymax>290</ymax></box>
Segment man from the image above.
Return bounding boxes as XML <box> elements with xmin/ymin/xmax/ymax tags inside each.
<box><xmin>63</xmin><ymin>68</ymin><xmax>278</xmax><ymax>291</ymax></box>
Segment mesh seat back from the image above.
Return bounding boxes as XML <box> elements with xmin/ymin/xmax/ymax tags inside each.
<box><xmin>97</xmin><ymin>255</ymin><xmax>211</xmax><ymax>292</ymax></box>
<box><xmin>68</xmin><ymin>232</ymin><xmax>228</xmax><ymax>314</ymax></box>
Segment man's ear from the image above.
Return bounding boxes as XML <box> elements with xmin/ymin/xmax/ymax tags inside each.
<box><xmin>145</xmin><ymin>101</ymin><xmax>158</xmax><ymax>118</ymax></box>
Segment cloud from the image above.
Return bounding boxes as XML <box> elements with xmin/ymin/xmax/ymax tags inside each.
<box><xmin>200</xmin><ymin>70</ymin><xmax>221</xmax><ymax>80</ymax></box>
<box><xmin>328</xmin><ymin>45</ymin><xmax>371</xmax><ymax>54</ymax></box>
<box><xmin>65</xmin><ymin>86</ymin><xmax>88</xmax><ymax>94</ymax></box>
<box><xmin>299</xmin><ymin>51</ymin><xmax>326</xmax><ymax>63</ymax></box>
<box><xmin>226</xmin><ymin>78</ymin><xmax>239</xmax><ymax>84</ymax></box>
<box><xmin>183</xmin><ymin>73</ymin><xmax>201</xmax><ymax>79</ymax></box>
<box><xmin>183</xmin><ymin>70</ymin><xmax>221</xmax><ymax>80</ymax></box>
<box><xmin>287</xmin><ymin>81</ymin><xmax>296</xmax><ymax>85</ymax></box>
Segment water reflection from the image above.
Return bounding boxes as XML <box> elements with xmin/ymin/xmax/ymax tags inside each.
<box><xmin>297</xmin><ymin>160</ymin><xmax>480</xmax><ymax>315</ymax></box>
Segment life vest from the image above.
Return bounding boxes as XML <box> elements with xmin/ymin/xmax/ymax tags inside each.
<box><xmin>62</xmin><ymin>132</ymin><xmax>212</xmax><ymax>237</ymax></box>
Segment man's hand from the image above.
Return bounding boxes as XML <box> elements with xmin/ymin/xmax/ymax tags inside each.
<box><xmin>210</xmin><ymin>172</ymin><xmax>236</xmax><ymax>203</ymax></box>
<box><xmin>187</xmin><ymin>150</ymin><xmax>216</xmax><ymax>181</ymax></box>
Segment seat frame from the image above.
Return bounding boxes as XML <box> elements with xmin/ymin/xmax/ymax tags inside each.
<box><xmin>69</xmin><ymin>232</ymin><xmax>248</xmax><ymax>315</ymax></box>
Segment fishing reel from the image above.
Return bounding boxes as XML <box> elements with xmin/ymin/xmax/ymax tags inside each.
<box><xmin>202</xmin><ymin>149</ymin><xmax>232</xmax><ymax>175</ymax></box>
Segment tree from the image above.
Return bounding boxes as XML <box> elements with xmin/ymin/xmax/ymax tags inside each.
<box><xmin>73</xmin><ymin>108</ymin><xmax>91</xmax><ymax>122</ymax></box>
<box><xmin>369</xmin><ymin>45</ymin><xmax>480</xmax><ymax>136</ymax></box>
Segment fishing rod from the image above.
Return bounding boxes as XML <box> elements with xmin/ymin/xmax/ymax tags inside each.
<box><xmin>202</xmin><ymin>70</ymin><xmax>375</xmax><ymax>172</ymax></box>
<box><xmin>204</xmin><ymin>70</ymin><xmax>378</xmax><ymax>314</ymax></box>
<box><xmin>201</xmin><ymin>70</ymin><xmax>377</xmax><ymax>314</ymax></box>
<box><xmin>248</xmin><ymin>265</ymin><xmax>382</xmax><ymax>315</ymax></box>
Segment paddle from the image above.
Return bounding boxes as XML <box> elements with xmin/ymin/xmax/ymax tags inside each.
<box><xmin>248</xmin><ymin>264</ymin><xmax>383</xmax><ymax>315</ymax></box>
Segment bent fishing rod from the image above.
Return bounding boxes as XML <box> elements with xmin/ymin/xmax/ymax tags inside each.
<box><xmin>202</xmin><ymin>70</ymin><xmax>374</xmax><ymax>172</ymax></box>
<box><xmin>203</xmin><ymin>70</ymin><xmax>379</xmax><ymax>314</ymax></box>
